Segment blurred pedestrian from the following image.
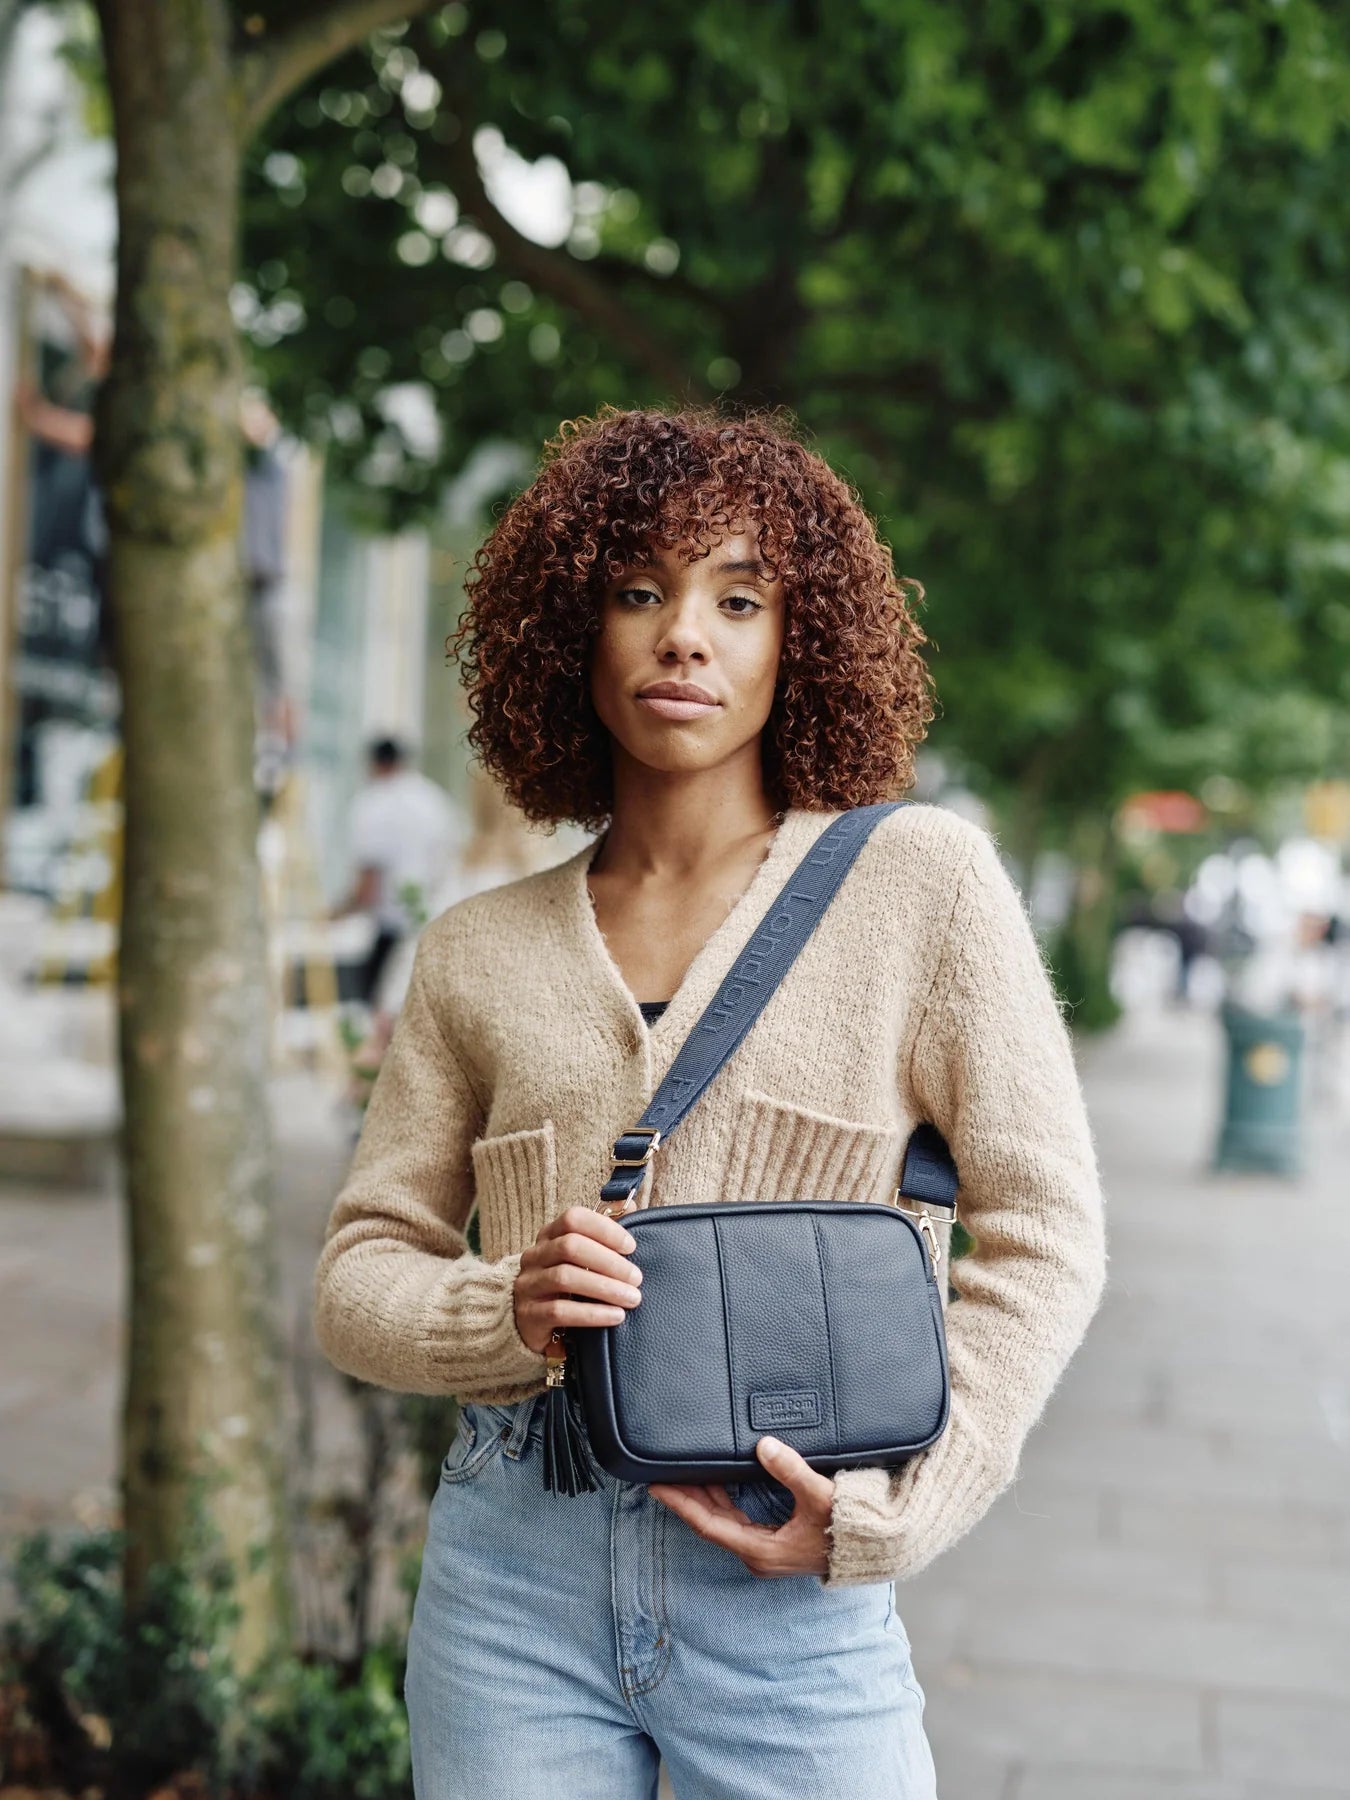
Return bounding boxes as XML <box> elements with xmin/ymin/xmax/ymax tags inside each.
<box><xmin>371</xmin><ymin>778</ymin><xmax>545</xmax><ymax>1021</ymax></box>
<box><xmin>329</xmin><ymin>738</ymin><xmax>460</xmax><ymax>1007</ymax></box>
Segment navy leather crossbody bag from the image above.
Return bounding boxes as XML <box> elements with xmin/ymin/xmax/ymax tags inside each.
<box><xmin>540</xmin><ymin>801</ymin><xmax>959</xmax><ymax>1495</ymax></box>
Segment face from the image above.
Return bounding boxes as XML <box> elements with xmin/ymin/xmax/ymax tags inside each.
<box><xmin>588</xmin><ymin>525</ymin><xmax>787</xmax><ymax>782</ymax></box>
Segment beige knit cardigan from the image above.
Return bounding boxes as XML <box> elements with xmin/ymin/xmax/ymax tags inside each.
<box><xmin>313</xmin><ymin>801</ymin><xmax>1107</xmax><ymax>1588</ymax></box>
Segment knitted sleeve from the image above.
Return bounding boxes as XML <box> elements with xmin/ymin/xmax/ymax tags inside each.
<box><xmin>821</xmin><ymin>823</ymin><xmax>1107</xmax><ymax>1587</ymax></box>
<box><xmin>311</xmin><ymin>934</ymin><xmax>548</xmax><ymax>1399</ymax></box>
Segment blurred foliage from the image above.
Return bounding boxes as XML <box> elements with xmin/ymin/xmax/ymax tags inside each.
<box><xmin>2</xmin><ymin>1506</ymin><xmax>250</xmax><ymax>1794</ymax></box>
<box><xmin>1</xmin><ymin>1508</ymin><xmax>417</xmax><ymax>1798</ymax></box>
<box><xmin>236</xmin><ymin>0</ymin><xmax>1350</xmax><ymax>838</ymax></box>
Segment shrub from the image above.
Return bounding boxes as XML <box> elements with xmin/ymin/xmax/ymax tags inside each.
<box><xmin>1</xmin><ymin>1514</ymin><xmax>415</xmax><ymax>1800</ymax></box>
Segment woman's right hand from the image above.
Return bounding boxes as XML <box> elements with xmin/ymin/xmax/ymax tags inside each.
<box><xmin>512</xmin><ymin>1205</ymin><xmax>644</xmax><ymax>1355</ymax></box>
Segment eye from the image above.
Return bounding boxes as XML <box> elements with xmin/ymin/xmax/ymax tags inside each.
<box><xmin>616</xmin><ymin>587</ymin><xmax>661</xmax><ymax>607</ymax></box>
<box><xmin>722</xmin><ymin>593</ymin><xmax>763</xmax><ymax>616</ymax></box>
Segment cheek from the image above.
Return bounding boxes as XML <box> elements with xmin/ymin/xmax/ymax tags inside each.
<box><xmin>587</xmin><ymin>624</ymin><xmax>629</xmax><ymax>716</ymax></box>
<box><xmin>722</xmin><ymin>618</ymin><xmax>784</xmax><ymax>716</ymax></box>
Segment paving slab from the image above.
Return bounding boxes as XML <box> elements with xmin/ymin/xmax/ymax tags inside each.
<box><xmin>1212</xmin><ymin>1693</ymin><xmax>1350</xmax><ymax>1790</ymax></box>
<box><xmin>923</xmin><ymin>1669</ymin><xmax>1205</xmax><ymax>1773</ymax></box>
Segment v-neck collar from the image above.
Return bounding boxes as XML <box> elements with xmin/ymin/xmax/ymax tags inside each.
<box><xmin>558</xmin><ymin>805</ymin><xmax>843</xmax><ymax>1066</ymax></box>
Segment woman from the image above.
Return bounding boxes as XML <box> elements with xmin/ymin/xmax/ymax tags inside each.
<box><xmin>312</xmin><ymin>404</ymin><xmax>1107</xmax><ymax>1799</ymax></box>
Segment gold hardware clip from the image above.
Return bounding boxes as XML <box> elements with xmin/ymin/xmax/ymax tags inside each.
<box><xmin>892</xmin><ymin>1191</ymin><xmax>947</xmax><ymax>1269</ymax></box>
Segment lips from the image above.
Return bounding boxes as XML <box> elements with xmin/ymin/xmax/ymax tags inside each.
<box><xmin>636</xmin><ymin>684</ymin><xmax>722</xmax><ymax>722</ymax></box>
<box><xmin>638</xmin><ymin>682</ymin><xmax>719</xmax><ymax>705</ymax></box>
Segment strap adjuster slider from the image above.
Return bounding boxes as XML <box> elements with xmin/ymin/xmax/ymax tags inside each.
<box><xmin>612</xmin><ymin>1125</ymin><xmax>662</xmax><ymax>1167</ymax></box>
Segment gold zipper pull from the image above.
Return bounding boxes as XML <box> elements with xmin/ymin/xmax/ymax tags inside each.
<box><xmin>544</xmin><ymin>1327</ymin><xmax>569</xmax><ymax>1388</ymax></box>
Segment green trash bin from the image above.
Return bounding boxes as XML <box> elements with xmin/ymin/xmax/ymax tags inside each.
<box><xmin>1212</xmin><ymin>1002</ymin><xmax>1306</xmax><ymax>1177</ymax></box>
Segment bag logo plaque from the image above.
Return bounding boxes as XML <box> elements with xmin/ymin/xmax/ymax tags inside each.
<box><xmin>749</xmin><ymin>1389</ymin><xmax>822</xmax><ymax>1430</ymax></box>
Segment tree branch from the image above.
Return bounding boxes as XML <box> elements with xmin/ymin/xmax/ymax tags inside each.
<box><xmin>815</xmin><ymin>366</ymin><xmax>1001</xmax><ymax>420</ymax></box>
<box><xmin>418</xmin><ymin>121</ymin><xmax>707</xmax><ymax>400</ymax></box>
<box><xmin>236</xmin><ymin>0</ymin><xmax>437</xmax><ymax>140</ymax></box>
<box><xmin>398</xmin><ymin>31</ymin><xmax>709</xmax><ymax>401</ymax></box>
<box><xmin>588</xmin><ymin>250</ymin><xmax>725</xmax><ymax>324</ymax></box>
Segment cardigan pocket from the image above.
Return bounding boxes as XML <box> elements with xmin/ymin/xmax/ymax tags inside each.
<box><xmin>721</xmin><ymin>1087</ymin><xmax>900</xmax><ymax>1207</ymax></box>
<box><xmin>471</xmin><ymin>1120</ymin><xmax>559</xmax><ymax>1264</ymax></box>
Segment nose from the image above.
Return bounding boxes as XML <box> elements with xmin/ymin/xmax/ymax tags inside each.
<box><xmin>652</xmin><ymin>591</ymin><xmax>712</xmax><ymax>663</ymax></box>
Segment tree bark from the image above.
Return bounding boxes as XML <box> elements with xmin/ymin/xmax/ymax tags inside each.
<box><xmin>1006</xmin><ymin>743</ymin><xmax>1055</xmax><ymax>895</ymax></box>
<box><xmin>1057</xmin><ymin>809</ymin><xmax>1123</xmax><ymax>1032</ymax></box>
<box><xmin>95</xmin><ymin>0</ymin><xmax>289</xmax><ymax>1671</ymax></box>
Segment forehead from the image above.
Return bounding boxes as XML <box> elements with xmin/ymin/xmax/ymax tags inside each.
<box><xmin>623</xmin><ymin>526</ymin><xmax>774</xmax><ymax>579</ymax></box>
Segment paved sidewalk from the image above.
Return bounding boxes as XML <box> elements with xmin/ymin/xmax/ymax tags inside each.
<box><xmin>2</xmin><ymin>1006</ymin><xmax>1346</xmax><ymax>1797</ymax></box>
<box><xmin>901</xmin><ymin>1006</ymin><xmax>1350</xmax><ymax>1800</ymax></box>
<box><xmin>0</xmin><ymin>1065</ymin><xmax>356</xmax><ymax>1534</ymax></box>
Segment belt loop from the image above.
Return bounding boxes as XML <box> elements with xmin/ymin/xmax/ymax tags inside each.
<box><xmin>503</xmin><ymin>1394</ymin><xmax>542</xmax><ymax>1460</ymax></box>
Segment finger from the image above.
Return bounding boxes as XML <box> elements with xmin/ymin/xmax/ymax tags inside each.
<box><xmin>536</xmin><ymin>1228</ymin><xmax>643</xmax><ymax>1290</ymax></box>
<box><xmin>754</xmin><ymin>1436</ymin><xmax>834</xmax><ymax>1509</ymax></box>
<box><xmin>650</xmin><ymin>1485</ymin><xmax>784</xmax><ymax>1559</ymax></box>
<box><xmin>527</xmin><ymin>1249</ymin><xmax>643</xmax><ymax>1310</ymax></box>
<box><xmin>540</xmin><ymin>1205</ymin><xmax>639</xmax><ymax>1260</ymax></box>
<box><xmin>522</xmin><ymin>1297</ymin><xmax>631</xmax><ymax>1331</ymax></box>
<box><xmin>650</xmin><ymin>1481</ymin><xmax>743</xmax><ymax>1522</ymax></box>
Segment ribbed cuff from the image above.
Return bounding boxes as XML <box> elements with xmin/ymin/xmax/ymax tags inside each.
<box><xmin>820</xmin><ymin>1419</ymin><xmax>1003</xmax><ymax>1587</ymax></box>
<box><xmin>419</xmin><ymin>1248</ymin><xmax>549</xmax><ymax>1396</ymax></box>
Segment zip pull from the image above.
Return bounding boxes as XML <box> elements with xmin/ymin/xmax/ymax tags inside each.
<box><xmin>541</xmin><ymin>1328</ymin><xmax>603</xmax><ymax>1495</ymax></box>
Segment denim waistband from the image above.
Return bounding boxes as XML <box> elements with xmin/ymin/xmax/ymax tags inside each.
<box><xmin>463</xmin><ymin>1397</ymin><xmax>800</xmax><ymax>1504</ymax></box>
<box><xmin>464</xmin><ymin>1393</ymin><xmax>548</xmax><ymax>1458</ymax></box>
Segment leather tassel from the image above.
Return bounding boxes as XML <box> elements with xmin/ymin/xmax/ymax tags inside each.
<box><xmin>541</xmin><ymin>1330</ymin><xmax>603</xmax><ymax>1495</ymax></box>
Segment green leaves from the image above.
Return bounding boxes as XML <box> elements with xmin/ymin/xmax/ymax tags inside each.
<box><xmin>2</xmin><ymin>1510</ymin><xmax>415</xmax><ymax>1799</ymax></box>
<box><xmin>238</xmin><ymin>0</ymin><xmax>1350</xmax><ymax>820</ymax></box>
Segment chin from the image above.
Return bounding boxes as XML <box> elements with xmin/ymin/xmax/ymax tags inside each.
<box><xmin>616</xmin><ymin>732</ymin><xmax>731</xmax><ymax>776</ymax></box>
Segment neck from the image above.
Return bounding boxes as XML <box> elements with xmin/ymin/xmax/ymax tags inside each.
<box><xmin>596</xmin><ymin>759</ymin><xmax>784</xmax><ymax>880</ymax></box>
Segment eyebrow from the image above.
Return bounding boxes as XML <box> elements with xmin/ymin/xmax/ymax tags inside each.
<box><xmin>629</xmin><ymin>555</ymin><xmax>771</xmax><ymax>581</ymax></box>
<box><xmin>714</xmin><ymin>556</ymin><xmax>772</xmax><ymax>581</ymax></box>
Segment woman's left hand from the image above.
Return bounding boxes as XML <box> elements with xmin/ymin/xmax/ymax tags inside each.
<box><xmin>648</xmin><ymin>1435</ymin><xmax>835</xmax><ymax>1577</ymax></box>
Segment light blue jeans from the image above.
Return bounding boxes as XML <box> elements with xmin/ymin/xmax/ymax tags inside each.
<box><xmin>404</xmin><ymin>1393</ymin><xmax>937</xmax><ymax>1799</ymax></box>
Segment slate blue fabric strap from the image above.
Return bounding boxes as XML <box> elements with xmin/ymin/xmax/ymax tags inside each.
<box><xmin>599</xmin><ymin>802</ymin><xmax>959</xmax><ymax>1212</ymax></box>
<box><xmin>897</xmin><ymin>1121</ymin><xmax>960</xmax><ymax>1209</ymax></box>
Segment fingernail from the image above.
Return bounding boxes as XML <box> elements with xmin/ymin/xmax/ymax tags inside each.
<box><xmin>621</xmin><ymin>1234</ymin><xmax>636</xmax><ymax>1252</ymax></box>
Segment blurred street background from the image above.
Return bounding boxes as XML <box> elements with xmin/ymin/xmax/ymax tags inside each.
<box><xmin>1</xmin><ymin>2</ymin><xmax>1348</xmax><ymax>1797</ymax></box>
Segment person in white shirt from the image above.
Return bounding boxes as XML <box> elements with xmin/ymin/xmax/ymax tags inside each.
<box><xmin>330</xmin><ymin>738</ymin><xmax>462</xmax><ymax>1003</ymax></box>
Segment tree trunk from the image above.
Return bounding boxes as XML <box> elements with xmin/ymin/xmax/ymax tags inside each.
<box><xmin>1052</xmin><ymin>810</ymin><xmax>1123</xmax><ymax>1033</ymax></box>
<box><xmin>1005</xmin><ymin>743</ymin><xmax>1055</xmax><ymax>896</ymax></box>
<box><xmin>95</xmin><ymin>0</ymin><xmax>290</xmax><ymax>1670</ymax></box>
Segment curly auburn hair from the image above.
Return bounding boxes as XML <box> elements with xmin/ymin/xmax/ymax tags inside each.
<box><xmin>449</xmin><ymin>403</ymin><xmax>936</xmax><ymax>831</ymax></box>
